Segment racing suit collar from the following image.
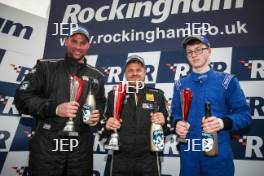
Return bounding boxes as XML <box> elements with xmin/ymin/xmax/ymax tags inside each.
<box><xmin>65</xmin><ymin>55</ymin><xmax>87</xmax><ymax>75</ymax></box>
<box><xmin>190</xmin><ymin>68</ymin><xmax>213</xmax><ymax>82</ymax></box>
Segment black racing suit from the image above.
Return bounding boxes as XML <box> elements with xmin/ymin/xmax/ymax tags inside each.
<box><xmin>103</xmin><ymin>87</ymin><xmax>171</xmax><ymax>176</ymax></box>
<box><xmin>14</xmin><ymin>56</ymin><xmax>106</xmax><ymax>176</ymax></box>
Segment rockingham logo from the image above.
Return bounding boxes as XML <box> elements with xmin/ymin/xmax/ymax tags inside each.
<box><xmin>101</xmin><ymin>67</ymin><xmax>111</xmax><ymax>75</ymax></box>
<box><xmin>9</xmin><ymin>64</ymin><xmax>31</xmax><ymax>82</ymax></box>
<box><xmin>165</xmin><ymin>63</ymin><xmax>190</xmax><ymax>80</ymax></box>
<box><xmin>240</xmin><ymin>59</ymin><xmax>264</xmax><ymax>79</ymax></box>
<box><xmin>243</xmin><ymin>136</ymin><xmax>264</xmax><ymax>159</ymax></box>
<box><xmin>0</xmin><ymin>130</ymin><xmax>10</xmax><ymax>150</ymax></box>
<box><xmin>166</xmin><ymin>61</ymin><xmax>228</xmax><ymax>80</ymax></box>
<box><xmin>12</xmin><ymin>166</ymin><xmax>29</xmax><ymax>176</ymax></box>
<box><xmin>231</xmin><ymin>133</ymin><xmax>264</xmax><ymax>160</ymax></box>
<box><xmin>100</xmin><ymin>65</ymin><xmax>155</xmax><ymax>84</ymax></box>
<box><xmin>246</xmin><ymin>96</ymin><xmax>264</xmax><ymax>119</ymax></box>
<box><xmin>100</xmin><ymin>66</ymin><xmax>123</xmax><ymax>83</ymax></box>
<box><xmin>232</xmin><ymin>134</ymin><xmax>247</xmax><ymax>147</ymax></box>
<box><xmin>209</xmin><ymin>62</ymin><xmax>228</xmax><ymax>72</ymax></box>
<box><xmin>62</xmin><ymin>0</ymin><xmax>245</xmax><ymax>24</ymax></box>
<box><xmin>0</xmin><ymin>17</ymin><xmax>33</xmax><ymax>40</ymax></box>
<box><xmin>0</xmin><ymin>95</ymin><xmax>19</xmax><ymax>116</ymax></box>
<box><xmin>10</xmin><ymin>64</ymin><xmax>24</xmax><ymax>74</ymax></box>
<box><xmin>240</xmin><ymin>59</ymin><xmax>252</xmax><ymax>70</ymax></box>
<box><xmin>163</xmin><ymin>134</ymin><xmax>180</xmax><ymax>156</ymax></box>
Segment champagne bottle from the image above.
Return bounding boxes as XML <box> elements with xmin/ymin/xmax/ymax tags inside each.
<box><xmin>150</xmin><ymin>102</ymin><xmax>164</xmax><ymax>152</ymax></box>
<box><xmin>82</xmin><ymin>82</ymin><xmax>96</xmax><ymax>125</ymax></box>
<box><xmin>202</xmin><ymin>102</ymin><xmax>218</xmax><ymax>156</ymax></box>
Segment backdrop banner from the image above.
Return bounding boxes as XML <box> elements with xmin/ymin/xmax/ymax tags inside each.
<box><xmin>0</xmin><ymin>0</ymin><xmax>263</xmax><ymax>176</ymax></box>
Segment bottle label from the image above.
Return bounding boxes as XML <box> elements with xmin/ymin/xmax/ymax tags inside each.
<box><xmin>152</xmin><ymin>129</ymin><xmax>164</xmax><ymax>150</ymax></box>
<box><xmin>82</xmin><ymin>104</ymin><xmax>93</xmax><ymax>123</ymax></box>
<box><xmin>202</xmin><ymin>132</ymin><xmax>214</xmax><ymax>152</ymax></box>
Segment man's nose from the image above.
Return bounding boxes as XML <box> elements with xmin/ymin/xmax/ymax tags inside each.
<box><xmin>74</xmin><ymin>43</ymin><xmax>82</xmax><ymax>49</ymax></box>
<box><xmin>132</xmin><ymin>71</ymin><xmax>138</xmax><ymax>76</ymax></box>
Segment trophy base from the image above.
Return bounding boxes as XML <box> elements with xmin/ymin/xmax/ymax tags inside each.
<box><xmin>104</xmin><ymin>133</ymin><xmax>119</xmax><ymax>151</ymax></box>
<box><xmin>176</xmin><ymin>136</ymin><xmax>188</xmax><ymax>143</ymax></box>
<box><xmin>104</xmin><ymin>144</ymin><xmax>119</xmax><ymax>151</ymax></box>
<box><xmin>58</xmin><ymin>130</ymin><xmax>79</xmax><ymax>137</ymax></box>
<box><xmin>60</xmin><ymin>120</ymin><xmax>78</xmax><ymax>136</ymax></box>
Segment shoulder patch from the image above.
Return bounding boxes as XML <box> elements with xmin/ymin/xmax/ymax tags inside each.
<box><xmin>18</xmin><ymin>80</ymin><xmax>30</xmax><ymax>90</ymax></box>
<box><xmin>222</xmin><ymin>74</ymin><xmax>234</xmax><ymax>89</ymax></box>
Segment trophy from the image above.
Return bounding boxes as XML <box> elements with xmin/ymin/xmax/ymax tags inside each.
<box><xmin>202</xmin><ymin>102</ymin><xmax>218</xmax><ymax>156</ymax></box>
<box><xmin>82</xmin><ymin>79</ymin><xmax>96</xmax><ymax>125</ymax></box>
<box><xmin>177</xmin><ymin>88</ymin><xmax>192</xmax><ymax>143</ymax></box>
<box><xmin>60</xmin><ymin>74</ymin><xmax>83</xmax><ymax>137</ymax></box>
<box><xmin>150</xmin><ymin>102</ymin><xmax>164</xmax><ymax>152</ymax></box>
<box><xmin>104</xmin><ymin>82</ymin><xmax>126</xmax><ymax>150</ymax></box>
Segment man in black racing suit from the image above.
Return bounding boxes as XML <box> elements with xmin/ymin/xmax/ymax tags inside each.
<box><xmin>14</xmin><ymin>26</ymin><xmax>106</xmax><ymax>176</ymax></box>
<box><xmin>103</xmin><ymin>55</ymin><xmax>172</xmax><ymax>176</ymax></box>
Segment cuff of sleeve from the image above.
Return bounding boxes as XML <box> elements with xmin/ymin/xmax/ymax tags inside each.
<box><xmin>217</xmin><ymin>118</ymin><xmax>224</xmax><ymax>130</ymax></box>
<box><xmin>222</xmin><ymin>117</ymin><xmax>233</xmax><ymax>130</ymax></box>
<box><xmin>47</xmin><ymin>101</ymin><xmax>58</xmax><ymax>117</ymax></box>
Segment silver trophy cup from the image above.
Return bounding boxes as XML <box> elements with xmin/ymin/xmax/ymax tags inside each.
<box><xmin>104</xmin><ymin>86</ymin><xmax>120</xmax><ymax>150</ymax></box>
<box><xmin>61</xmin><ymin>76</ymin><xmax>82</xmax><ymax>137</ymax></box>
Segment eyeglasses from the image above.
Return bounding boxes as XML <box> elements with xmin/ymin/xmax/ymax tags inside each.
<box><xmin>186</xmin><ymin>48</ymin><xmax>208</xmax><ymax>57</ymax></box>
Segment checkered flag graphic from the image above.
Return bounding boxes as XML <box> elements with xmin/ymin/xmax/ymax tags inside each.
<box><xmin>10</xmin><ymin>64</ymin><xmax>22</xmax><ymax>74</ymax></box>
<box><xmin>101</xmin><ymin>66</ymin><xmax>111</xmax><ymax>75</ymax></box>
<box><xmin>12</xmin><ymin>167</ymin><xmax>26</xmax><ymax>176</ymax></box>
<box><xmin>0</xmin><ymin>95</ymin><xmax>9</xmax><ymax>105</ymax></box>
<box><xmin>232</xmin><ymin>134</ymin><xmax>247</xmax><ymax>146</ymax></box>
<box><xmin>239</xmin><ymin>59</ymin><xmax>252</xmax><ymax>70</ymax></box>
<box><xmin>165</xmin><ymin>64</ymin><xmax>177</xmax><ymax>72</ymax></box>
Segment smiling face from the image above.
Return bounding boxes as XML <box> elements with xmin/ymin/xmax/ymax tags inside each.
<box><xmin>65</xmin><ymin>33</ymin><xmax>90</xmax><ymax>63</ymax></box>
<box><xmin>125</xmin><ymin>61</ymin><xmax>146</xmax><ymax>87</ymax></box>
<box><xmin>185</xmin><ymin>41</ymin><xmax>211</xmax><ymax>73</ymax></box>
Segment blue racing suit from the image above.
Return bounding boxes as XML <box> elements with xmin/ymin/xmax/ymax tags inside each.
<box><xmin>171</xmin><ymin>69</ymin><xmax>251</xmax><ymax>176</ymax></box>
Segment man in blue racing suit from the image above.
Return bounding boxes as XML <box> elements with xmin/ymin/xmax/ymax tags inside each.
<box><xmin>171</xmin><ymin>35</ymin><xmax>251</xmax><ymax>176</ymax></box>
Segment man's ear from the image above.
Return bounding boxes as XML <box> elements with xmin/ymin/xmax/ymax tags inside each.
<box><xmin>87</xmin><ymin>43</ymin><xmax>91</xmax><ymax>49</ymax></box>
<box><xmin>208</xmin><ymin>48</ymin><xmax>212</xmax><ymax>54</ymax></box>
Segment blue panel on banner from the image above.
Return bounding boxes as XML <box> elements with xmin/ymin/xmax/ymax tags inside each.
<box><xmin>103</xmin><ymin>155</ymin><xmax>112</xmax><ymax>176</ymax></box>
<box><xmin>44</xmin><ymin>0</ymin><xmax>264</xmax><ymax>57</ymax></box>
<box><xmin>0</xmin><ymin>49</ymin><xmax>6</xmax><ymax>64</ymax></box>
<box><xmin>0</xmin><ymin>82</ymin><xmax>18</xmax><ymax>96</ymax></box>
<box><xmin>0</xmin><ymin>152</ymin><xmax>8</xmax><ymax>174</ymax></box>
<box><xmin>9</xmin><ymin>118</ymin><xmax>34</xmax><ymax>151</ymax></box>
<box><xmin>231</xmin><ymin>46</ymin><xmax>264</xmax><ymax>81</ymax></box>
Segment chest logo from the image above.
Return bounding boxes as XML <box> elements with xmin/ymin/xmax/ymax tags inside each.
<box><xmin>142</xmin><ymin>103</ymin><xmax>154</xmax><ymax>110</ymax></box>
<box><xmin>146</xmin><ymin>93</ymin><xmax>154</xmax><ymax>101</ymax></box>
